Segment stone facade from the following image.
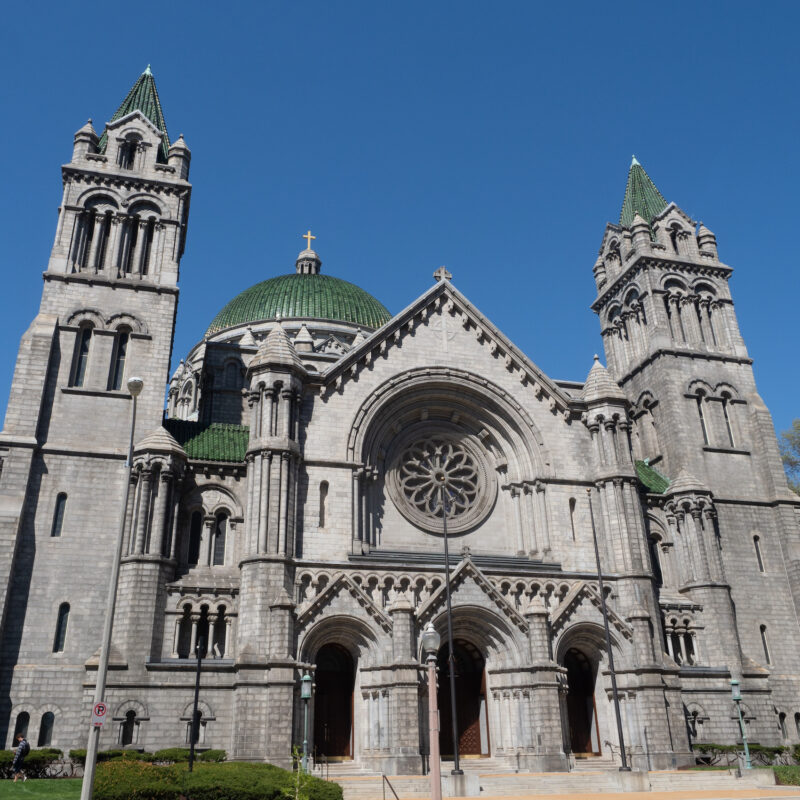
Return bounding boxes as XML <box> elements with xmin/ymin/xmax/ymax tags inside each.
<box><xmin>0</xmin><ymin>74</ymin><xmax>799</xmax><ymax>773</ymax></box>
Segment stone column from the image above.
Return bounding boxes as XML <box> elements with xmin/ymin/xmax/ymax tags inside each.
<box><xmin>524</xmin><ymin>485</ymin><xmax>540</xmax><ymax>556</ymax></box>
<box><xmin>151</xmin><ymin>471</ymin><xmax>170</xmax><ymax>556</ymax></box>
<box><xmin>535</xmin><ymin>481</ymin><xmax>551</xmax><ymax>554</ymax></box>
<box><xmin>134</xmin><ymin>470</ymin><xmax>153</xmax><ymax>554</ymax></box>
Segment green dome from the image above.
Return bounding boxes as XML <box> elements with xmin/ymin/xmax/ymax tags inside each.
<box><xmin>207</xmin><ymin>273</ymin><xmax>392</xmax><ymax>335</ymax></box>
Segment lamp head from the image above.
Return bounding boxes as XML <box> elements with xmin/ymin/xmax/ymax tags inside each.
<box><xmin>127</xmin><ymin>376</ymin><xmax>144</xmax><ymax>397</ymax></box>
<box><xmin>301</xmin><ymin>670</ymin><xmax>312</xmax><ymax>699</ymax></box>
<box><xmin>730</xmin><ymin>679</ymin><xmax>742</xmax><ymax>701</ymax></box>
<box><xmin>421</xmin><ymin>621</ymin><xmax>441</xmax><ymax>658</ymax></box>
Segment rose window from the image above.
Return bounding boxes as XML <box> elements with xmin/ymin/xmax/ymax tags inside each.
<box><xmin>387</xmin><ymin>433</ymin><xmax>496</xmax><ymax>533</ymax></box>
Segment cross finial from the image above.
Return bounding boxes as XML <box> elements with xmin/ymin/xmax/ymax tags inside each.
<box><xmin>302</xmin><ymin>230</ymin><xmax>316</xmax><ymax>251</ymax></box>
<box><xmin>433</xmin><ymin>266</ymin><xmax>452</xmax><ymax>282</ymax></box>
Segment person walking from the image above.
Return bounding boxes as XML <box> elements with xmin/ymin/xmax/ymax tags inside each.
<box><xmin>11</xmin><ymin>734</ymin><xmax>29</xmax><ymax>782</ymax></box>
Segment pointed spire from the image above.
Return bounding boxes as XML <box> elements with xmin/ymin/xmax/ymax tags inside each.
<box><xmin>98</xmin><ymin>66</ymin><xmax>171</xmax><ymax>162</ymax></box>
<box><xmin>619</xmin><ymin>156</ymin><xmax>668</xmax><ymax>228</ymax></box>
<box><xmin>582</xmin><ymin>355</ymin><xmax>626</xmax><ymax>403</ymax></box>
<box><xmin>250</xmin><ymin>323</ymin><xmax>305</xmax><ymax>373</ymax></box>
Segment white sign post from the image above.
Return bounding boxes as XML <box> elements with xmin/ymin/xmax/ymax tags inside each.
<box><xmin>91</xmin><ymin>702</ymin><xmax>107</xmax><ymax>728</ymax></box>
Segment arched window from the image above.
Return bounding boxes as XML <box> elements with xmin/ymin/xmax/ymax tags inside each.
<box><xmin>119</xmin><ymin>216</ymin><xmax>139</xmax><ymax>274</ymax></box>
<box><xmin>779</xmin><ymin>712</ymin><xmax>788</xmax><ymax>740</ymax></box>
<box><xmin>319</xmin><ymin>481</ymin><xmax>329</xmax><ymax>528</ymax></box>
<box><xmin>212</xmin><ymin>605</ymin><xmax>227</xmax><ymax>658</ymax></box>
<box><xmin>51</xmin><ymin>493</ymin><xmax>67</xmax><ymax>537</ymax></box>
<box><xmin>13</xmin><ymin>712</ymin><xmax>29</xmax><ymax>740</ymax></box>
<box><xmin>140</xmin><ymin>218</ymin><xmax>155</xmax><ymax>275</ymax></box>
<box><xmin>196</xmin><ymin>606</ymin><xmax>210</xmax><ymax>657</ymax></box>
<box><xmin>668</xmin><ymin>224</ymin><xmax>681</xmax><ymax>253</ymax></box>
<box><xmin>648</xmin><ymin>537</ymin><xmax>664</xmax><ymax>587</ymax></box>
<box><xmin>186</xmin><ymin>710</ymin><xmax>205</xmax><ymax>745</ymax></box>
<box><xmin>683</xmin><ymin>633</ymin><xmax>696</xmax><ymax>665</ymax></box>
<box><xmin>53</xmin><ymin>603</ymin><xmax>70</xmax><ymax>652</ymax></box>
<box><xmin>37</xmin><ymin>712</ymin><xmax>54</xmax><ymax>746</ymax></box>
<box><xmin>177</xmin><ymin>605</ymin><xmax>192</xmax><ymax>659</ymax></box>
<box><xmin>117</xmin><ymin>136</ymin><xmax>138</xmax><ymax>169</ymax></box>
<box><xmin>188</xmin><ymin>511</ymin><xmax>202</xmax><ymax>566</ymax></box>
<box><xmin>212</xmin><ymin>513</ymin><xmax>227</xmax><ymax>566</ymax></box>
<box><xmin>695</xmin><ymin>391</ymin><xmax>709</xmax><ymax>445</ymax></box>
<box><xmin>753</xmin><ymin>535</ymin><xmax>765</xmax><ymax>573</ymax></box>
<box><xmin>71</xmin><ymin>324</ymin><xmax>93</xmax><ymax>387</ymax></box>
<box><xmin>109</xmin><ymin>327</ymin><xmax>130</xmax><ymax>391</ymax></box>
<box><xmin>760</xmin><ymin>624</ymin><xmax>771</xmax><ymax>664</ymax></box>
<box><xmin>119</xmin><ymin>710</ymin><xmax>137</xmax><ymax>746</ymax></box>
<box><xmin>721</xmin><ymin>393</ymin><xmax>735</xmax><ymax>447</ymax></box>
<box><xmin>568</xmin><ymin>497</ymin><xmax>577</xmax><ymax>541</ymax></box>
<box><xmin>795</xmin><ymin>712</ymin><xmax>800</xmax><ymax>739</ymax></box>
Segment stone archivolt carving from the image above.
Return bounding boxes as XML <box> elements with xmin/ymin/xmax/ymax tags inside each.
<box><xmin>386</xmin><ymin>429</ymin><xmax>496</xmax><ymax>534</ymax></box>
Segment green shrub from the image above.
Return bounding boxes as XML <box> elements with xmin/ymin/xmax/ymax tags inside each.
<box><xmin>94</xmin><ymin>759</ymin><xmax>343</xmax><ymax>800</ymax></box>
<box><xmin>153</xmin><ymin>747</ymin><xmax>191</xmax><ymax>763</ymax></box>
<box><xmin>793</xmin><ymin>744</ymin><xmax>800</xmax><ymax>765</ymax></box>
<box><xmin>775</xmin><ymin>765</ymin><xmax>800</xmax><ymax>786</ymax></box>
<box><xmin>70</xmin><ymin>748</ymin><xmax>87</xmax><ymax>766</ymax></box>
<box><xmin>0</xmin><ymin>747</ymin><xmax>64</xmax><ymax>778</ymax></box>
<box><xmin>198</xmin><ymin>749</ymin><xmax>226</xmax><ymax>763</ymax></box>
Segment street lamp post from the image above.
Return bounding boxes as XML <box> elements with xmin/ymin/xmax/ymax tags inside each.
<box><xmin>80</xmin><ymin>376</ymin><xmax>144</xmax><ymax>800</ymax></box>
<box><xmin>421</xmin><ymin>623</ymin><xmax>442</xmax><ymax>800</ymax></box>
<box><xmin>436</xmin><ymin>477</ymin><xmax>463</xmax><ymax>775</ymax></box>
<box><xmin>730</xmin><ymin>680</ymin><xmax>752</xmax><ymax>770</ymax></box>
<box><xmin>301</xmin><ymin>671</ymin><xmax>313</xmax><ymax>772</ymax></box>
<box><xmin>188</xmin><ymin>636</ymin><xmax>206</xmax><ymax>773</ymax></box>
<box><xmin>587</xmin><ymin>488</ymin><xmax>631</xmax><ymax>772</ymax></box>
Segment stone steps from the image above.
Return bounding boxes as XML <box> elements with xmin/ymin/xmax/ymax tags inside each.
<box><xmin>331</xmin><ymin>767</ymin><xmax>777</xmax><ymax>800</ymax></box>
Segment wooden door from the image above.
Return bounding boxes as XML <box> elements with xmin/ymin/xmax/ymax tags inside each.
<box><xmin>314</xmin><ymin>644</ymin><xmax>355</xmax><ymax>760</ymax></box>
<box><xmin>438</xmin><ymin>640</ymin><xmax>488</xmax><ymax>757</ymax></box>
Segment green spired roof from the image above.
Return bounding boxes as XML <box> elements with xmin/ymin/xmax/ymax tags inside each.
<box><xmin>98</xmin><ymin>65</ymin><xmax>171</xmax><ymax>162</ymax></box>
<box><xmin>635</xmin><ymin>459</ymin><xmax>671</xmax><ymax>494</ymax></box>
<box><xmin>619</xmin><ymin>156</ymin><xmax>668</xmax><ymax>228</ymax></box>
<box><xmin>163</xmin><ymin>420</ymin><xmax>249</xmax><ymax>463</ymax></box>
<box><xmin>207</xmin><ymin>273</ymin><xmax>392</xmax><ymax>335</ymax></box>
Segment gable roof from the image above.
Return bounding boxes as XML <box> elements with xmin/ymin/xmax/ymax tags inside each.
<box><xmin>549</xmin><ymin>581</ymin><xmax>632</xmax><ymax>640</ymax></box>
<box><xmin>98</xmin><ymin>66</ymin><xmax>171</xmax><ymax>162</ymax></box>
<box><xmin>319</xmin><ymin>278</ymin><xmax>575</xmax><ymax>417</ymax></box>
<box><xmin>619</xmin><ymin>156</ymin><xmax>668</xmax><ymax>228</ymax></box>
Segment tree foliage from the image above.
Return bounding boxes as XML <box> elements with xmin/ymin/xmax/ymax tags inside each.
<box><xmin>780</xmin><ymin>419</ymin><xmax>800</xmax><ymax>494</ymax></box>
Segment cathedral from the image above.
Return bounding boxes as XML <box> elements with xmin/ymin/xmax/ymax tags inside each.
<box><xmin>1</xmin><ymin>68</ymin><xmax>799</xmax><ymax>774</ymax></box>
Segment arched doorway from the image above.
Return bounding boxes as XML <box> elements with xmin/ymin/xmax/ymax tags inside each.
<box><xmin>437</xmin><ymin>639</ymin><xmax>489</xmax><ymax>757</ymax></box>
<box><xmin>314</xmin><ymin>644</ymin><xmax>355</xmax><ymax>760</ymax></box>
<box><xmin>564</xmin><ymin>647</ymin><xmax>600</xmax><ymax>755</ymax></box>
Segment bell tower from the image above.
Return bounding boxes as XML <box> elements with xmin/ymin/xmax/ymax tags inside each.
<box><xmin>0</xmin><ymin>68</ymin><xmax>191</xmax><ymax>744</ymax></box>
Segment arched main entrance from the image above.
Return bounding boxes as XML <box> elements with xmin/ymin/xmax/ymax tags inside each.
<box><xmin>437</xmin><ymin>639</ymin><xmax>489</xmax><ymax>757</ymax></box>
<box><xmin>314</xmin><ymin>644</ymin><xmax>355</xmax><ymax>760</ymax></box>
<box><xmin>564</xmin><ymin>647</ymin><xmax>600</xmax><ymax>755</ymax></box>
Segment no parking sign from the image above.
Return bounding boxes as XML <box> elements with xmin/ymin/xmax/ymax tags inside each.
<box><xmin>92</xmin><ymin>702</ymin><xmax>107</xmax><ymax>727</ymax></box>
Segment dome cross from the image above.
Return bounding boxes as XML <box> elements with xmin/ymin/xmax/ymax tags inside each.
<box><xmin>302</xmin><ymin>230</ymin><xmax>316</xmax><ymax>250</ymax></box>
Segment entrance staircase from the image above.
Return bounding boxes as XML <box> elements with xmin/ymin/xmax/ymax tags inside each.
<box><xmin>327</xmin><ymin>765</ymin><xmax>781</xmax><ymax>800</ymax></box>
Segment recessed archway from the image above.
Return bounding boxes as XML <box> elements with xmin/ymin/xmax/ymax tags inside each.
<box><xmin>313</xmin><ymin>643</ymin><xmax>355</xmax><ymax>760</ymax></box>
<box><xmin>564</xmin><ymin>647</ymin><xmax>601</xmax><ymax>755</ymax></box>
<box><xmin>437</xmin><ymin>638</ymin><xmax>490</xmax><ymax>758</ymax></box>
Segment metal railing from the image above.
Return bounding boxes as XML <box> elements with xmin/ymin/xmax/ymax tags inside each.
<box><xmin>382</xmin><ymin>774</ymin><xmax>400</xmax><ymax>800</ymax></box>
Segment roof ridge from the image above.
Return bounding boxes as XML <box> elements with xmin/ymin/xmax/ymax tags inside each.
<box><xmin>619</xmin><ymin>157</ymin><xmax>668</xmax><ymax>228</ymax></box>
<box><xmin>98</xmin><ymin>67</ymin><xmax>171</xmax><ymax>162</ymax></box>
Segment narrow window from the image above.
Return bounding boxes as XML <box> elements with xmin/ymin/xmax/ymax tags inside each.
<box><xmin>51</xmin><ymin>493</ymin><xmax>67</xmax><ymax>537</ymax></box>
<box><xmin>213</xmin><ymin>605</ymin><xmax>227</xmax><ymax>658</ymax></box>
<box><xmin>53</xmin><ymin>603</ymin><xmax>70</xmax><ymax>652</ymax></box>
<box><xmin>120</xmin><ymin>710</ymin><xmax>137</xmax><ymax>746</ymax></box>
<box><xmin>794</xmin><ymin>712</ymin><xmax>800</xmax><ymax>739</ymax></box>
<box><xmin>779</xmin><ymin>712</ymin><xmax>788</xmax><ymax>740</ymax></box>
<box><xmin>96</xmin><ymin>211</ymin><xmax>112</xmax><ymax>270</ymax></box>
<box><xmin>187</xmin><ymin>710</ymin><xmax>204</xmax><ymax>745</ymax></box>
<box><xmin>13</xmin><ymin>712</ymin><xmax>29</xmax><ymax>740</ymax></box>
<box><xmin>71</xmin><ymin>325</ymin><xmax>93</xmax><ymax>387</ymax></box>
<box><xmin>663</xmin><ymin>296</ymin><xmax>675</xmax><ymax>338</ymax></box>
<box><xmin>568</xmin><ymin>497</ymin><xmax>577</xmax><ymax>541</ymax></box>
<box><xmin>721</xmin><ymin>394</ymin><xmax>735</xmax><ymax>447</ymax></box>
<box><xmin>760</xmin><ymin>624</ymin><xmax>771</xmax><ymax>664</ymax></box>
<box><xmin>120</xmin><ymin>217</ymin><xmax>138</xmax><ymax>274</ymax></box>
<box><xmin>695</xmin><ymin>392</ymin><xmax>709</xmax><ymax>445</ymax></box>
<box><xmin>319</xmin><ymin>481</ymin><xmax>329</xmax><ymax>528</ymax></box>
<box><xmin>684</xmin><ymin>633</ymin><xmax>695</xmax><ymax>665</ymax></box>
<box><xmin>753</xmin><ymin>535</ymin><xmax>765</xmax><ymax>573</ymax></box>
<box><xmin>79</xmin><ymin>212</ymin><xmax>96</xmax><ymax>271</ymax></box>
<box><xmin>177</xmin><ymin>605</ymin><xmax>192</xmax><ymax>659</ymax></box>
<box><xmin>212</xmin><ymin>514</ymin><xmax>227</xmax><ymax>566</ymax></box>
<box><xmin>38</xmin><ymin>712</ymin><xmax>55</xmax><ymax>746</ymax></box>
<box><xmin>188</xmin><ymin>511</ymin><xmax>202</xmax><ymax>566</ymax></box>
<box><xmin>670</xmin><ymin>632</ymin><xmax>683</xmax><ymax>665</ymax></box>
<box><xmin>648</xmin><ymin>537</ymin><xmax>664</xmax><ymax>587</ymax></box>
<box><xmin>140</xmin><ymin>218</ymin><xmax>155</xmax><ymax>275</ymax></box>
<box><xmin>669</xmin><ymin>226</ymin><xmax>679</xmax><ymax>253</ymax></box>
<box><xmin>117</xmin><ymin>139</ymin><xmax>136</xmax><ymax>169</ymax></box>
<box><xmin>109</xmin><ymin>328</ymin><xmax>130</xmax><ymax>391</ymax></box>
<box><xmin>694</xmin><ymin>300</ymin><xmax>706</xmax><ymax>343</ymax></box>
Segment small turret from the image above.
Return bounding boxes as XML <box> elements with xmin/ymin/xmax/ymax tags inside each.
<box><xmin>72</xmin><ymin>119</ymin><xmax>98</xmax><ymax>161</ymax></box>
<box><xmin>630</xmin><ymin>212</ymin><xmax>651</xmax><ymax>249</ymax></box>
<box><xmin>697</xmin><ymin>222</ymin><xmax>718</xmax><ymax>259</ymax></box>
<box><xmin>168</xmin><ymin>134</ymin><xmax>191</xmax><ymax>179</ymax></box>
<box><xmin>249</xmin><ymin>323</ymin><xmax>306</xmax><ymax>374</ymax></box>
<box><xmin>293</xmin><ymin>324</ymin><xmax>315</xmax><ymax>353</ymax></box>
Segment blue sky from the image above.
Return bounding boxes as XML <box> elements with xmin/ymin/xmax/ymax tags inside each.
<box><xmin>1</xmin><ymin>2</ymin><xmax>798</xmax><ymax>438</ymax></box>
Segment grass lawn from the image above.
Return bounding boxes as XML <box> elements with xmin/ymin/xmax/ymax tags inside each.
<box><xmin>0</xmin><ymin>779</ymin><xmax>81</xmax><ymax>799</ymax></box>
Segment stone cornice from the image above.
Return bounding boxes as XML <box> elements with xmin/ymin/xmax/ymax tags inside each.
<box><xmin>43</xmin><ymin>271</ymin><xmax>179</xmax><ymax>296</ymax></box>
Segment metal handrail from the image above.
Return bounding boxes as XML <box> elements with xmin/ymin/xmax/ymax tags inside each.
<box><xmin>382</xmin><ymin>774</ymin><xmax>400</xmax><ymax>800</ymax></box>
